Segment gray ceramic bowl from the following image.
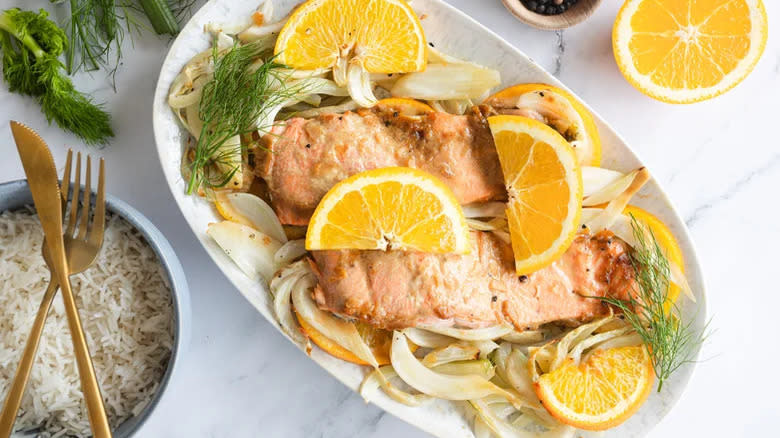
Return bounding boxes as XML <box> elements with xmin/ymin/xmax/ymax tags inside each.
<box><xmin>0</xmin><ymin>179</ymin><xmax>190</xmax><ymax>438</ymax></box>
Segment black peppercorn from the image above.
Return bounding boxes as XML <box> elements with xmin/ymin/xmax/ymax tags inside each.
<box><xmin>521</xmin><ymin>0</ymin><xmax>578</xmax><ymax>15</ymax></box>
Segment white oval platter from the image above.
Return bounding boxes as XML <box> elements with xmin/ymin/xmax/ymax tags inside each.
<box><xmin>152</xmin><ymin>1</ymin><xmax>708</xmax><ymax>436</ymax></box>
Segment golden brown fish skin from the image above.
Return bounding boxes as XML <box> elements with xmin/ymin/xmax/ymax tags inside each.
<box><xmin>258</xmin><ymin>106</ymin><xmax>506</xmax><ymax>225</ymax></box>
<box><xmin>309</xmin><ymin>231</ymin><xmax>636</xmax><ymax>331</ymax></box>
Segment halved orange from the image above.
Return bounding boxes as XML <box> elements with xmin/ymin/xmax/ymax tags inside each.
<box><xmin>532</xmin><ymin>345</ymin><xmax>655</xmax><ymax>431</ymax></box>
<box><xmin>485</xmin><ymin>84</ymin><xmax>601</xmax><ymax>166</ymax></box>
<box><xmin>274</xmin><ymin>0</ymin><xmax>426</xmax><ymax>73</ymax></box>
<box><xmin>374</xmin><ymin>97</ymin><xmax>434</xmax><ymax>116</ymax></box>
<box><xmin>305</xmin><ymin>167</ymin><xmax>471</xmax><ymax>253</ymax></box>
<box><xmin>487</xmin><ymin>115</ymin><xmax>582</xmax><ymax>275</ymax></box>
<box><xmin>613</xmin><ymin>0</ymin><xmax>768</xmax><ymax>103</ymax></box>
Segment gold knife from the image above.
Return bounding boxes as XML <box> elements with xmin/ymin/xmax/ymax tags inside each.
<box><xmin>9</xmin><ymin>122</ymin><xmax>112</xmax><ymax>438</ymax></box>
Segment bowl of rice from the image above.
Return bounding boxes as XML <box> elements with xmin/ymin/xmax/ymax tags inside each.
<box><xmin>0</xmin><ymin>179</ymin><xmax>190</xmax><ymax>438</ymax></box>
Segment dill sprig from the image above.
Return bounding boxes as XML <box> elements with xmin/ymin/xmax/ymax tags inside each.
<box><xmin>597</xmin><ymin>215</ymin><xmax>706</xmax><ymax>391</ymax></box>
<box><xmin>187</xmin><ymin>39</ymin><xmax>306</xmax><ymax>194</ymax></box>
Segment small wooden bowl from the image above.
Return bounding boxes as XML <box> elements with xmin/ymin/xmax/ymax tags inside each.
<box><xmin>501</xmin><ymin>0</ymin><xmax>603</xmax><ymax>30</ymax></box>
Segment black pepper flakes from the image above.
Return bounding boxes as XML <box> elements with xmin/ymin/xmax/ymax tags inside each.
<box><xmin>384</xmin><ymin>121</ymin><xmax>391</xmax><ymax>127</ymax></box>
<box><xmin>491</xmin><ymin>296</ymin><xmax>498</xmax><ymax>302</ymax></box>
<box><xmin>338</xmin><ymin>116</ymin><xmax>343</xmax><ymax>120</ymax></box>
<box><xmin>428</xmin><ymin>42</ymin><xmax>435</xmax><ymax>47</ymax></box>
<box><xmin>519</xmin><ymin>275</ymin><xmax>528</xmax><ymax>283</ymax></box>
<box><xmin>581</xmin><ymin>224</ymin><xmax>587</xmax><ymax>229</ymax></box>
<box><xmin>305</xmin><ymin>143</ymin><xmax>311</xmax><ymax>149</ymax></box>
<box><xmin>393</xmin><ymin>111</ymin><xmax>399</xmax><ymax>118</ymax></box>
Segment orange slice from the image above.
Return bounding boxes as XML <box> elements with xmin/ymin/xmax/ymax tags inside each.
<box><xmin>485</xmin><ymin>84</ymin><xmax>601</xmax><ymax>166</ymax></box>
<box><xmin>533</xmin><ymin>345</ymin><xmax>655</xmax><ymax>431</ymax></box>
<box><xmin>274</xmin><ymin>0</ymin><xmax>426</xmax><ymax>73</ymax></box>
<box><xmin>613</xmin><ymin>0</ymin><xmax>768</xmax><ymax>103</ymax></box>
<box><xmin>374</xmin><ymin>97</ymin><xmax>434</xmax><ymax>116</ymax></box>
<box><xmin>487</xmin><ymin>115</ymin><xmax>582</xmax><ymax>275</ymax></box>
<box><xmin>305</xmin><ymin>167</ymin><xmax>470</xmax><ymax>253</ymax></box>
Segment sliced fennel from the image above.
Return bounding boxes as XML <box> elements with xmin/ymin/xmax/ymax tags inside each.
<box><xmin>292</xmin><ymin>282</ymin><xmax>378</xmax><ymax>368</ymax></box>
<box><xmin>390</xmin><ymin>332</ymin><xmax>524</xmax><ymax>405</ymax></box>
<box><xmin>207</xmin><ymin>221</ymin><xmax>281</xmax><ymax>282</ymax></box>
<box><xmin>391</xmin><ymin>63</ymin><xmax>500</xmax><ymax>100</ymax></box>
<box><xmin>417</xmin><ymin>324</ymin><xmax>514</xmax><ymax>341</ymax></box>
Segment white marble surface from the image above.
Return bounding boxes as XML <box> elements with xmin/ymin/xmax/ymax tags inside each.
<box><xmin>1</xmin><ymin>0</ymin><xmax>778</xmax><ymax>437</ymax></box>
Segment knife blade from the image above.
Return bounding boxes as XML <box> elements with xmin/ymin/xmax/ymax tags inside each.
<box><xmin>9</xmin><ymin>122</ymin><xmax>69</xmax><ymax>277</ymax></box>
<box><xmin>9</xmin><ymin>121</ymin><xmax>112</xmax><ymax>438</ymax></box>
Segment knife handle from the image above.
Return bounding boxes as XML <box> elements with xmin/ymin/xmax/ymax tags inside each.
<box><xmin>58</xmin><ymin>275</ymin><xmax>113</xmax><ymax>438</ymax></box>
<box><xmin>0</xmin><ymin>280</ymin><xmax>59</xmax><ymax>438</ymax></box>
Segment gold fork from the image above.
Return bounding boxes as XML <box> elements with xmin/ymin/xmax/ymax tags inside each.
<box><xmin>0</xmin><ymin>150</ymin><xmax>110</xmax><ymax>438</ymax></box>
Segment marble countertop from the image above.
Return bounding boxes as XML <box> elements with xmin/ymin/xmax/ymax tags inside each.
<box><xmin>1</xmin><ymin>0</ymin><xmax>778</xmax><ymax>436</ymax></box>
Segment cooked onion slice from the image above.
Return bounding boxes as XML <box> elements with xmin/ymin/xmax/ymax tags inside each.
<box><xmin>549</xmin><ymin>317</ymin><xmax>616</xmax><ymax>371</ymax></box>
<box><xmin>471</xmin><ymin>399</ymin><xmax>531</xmax><ymax>438</ymax></box>
<box><xmin>391</xmin><ymin>63</ymin><xmax>500</xmax><ymax>100</ymax></box>
<box><xmin>501</xmin><ymin>330</ymin><xmax>546</xmax><ymax>345</ymax></box>
<box><xmin>583</xmin><ymin>168</ymin><xmax>636</xmax><ymax>206</ymax></box>
<box><xmin>360</xmin><ymin>366</ymin><xmax>431</xmax><ymax>406</ymax></box>
<box><xmin>224</xmin><ymin>193</ymin><xmax>287</xmax><ymax>243</ymax></box>
<box><xmin>269</xmin><ymin>261</ymin><xmax>310</xmax><ymax>344</ymax></box>
<box><xmin>390</xmin><ymin>332</ymin><xmax>522</xmax><ymax>403</ymax></box>
<box><xmin>292</xmin><ymin>283</ymin><xmax>378</xmax><ymax>367</ymax></box>
<box><xmin>346</xmin><ymin>61</ymin><xmax>378</xmax><ymax>107</ymax></box>
<box><xmin>581</xmin><ymin>333</ymin><xmax>642</xmax><ymax>362</ymax></box>
<box><xmin>417</xmin><ymin>324</ymin><xmax>514</xmax><ymax>341</ymax></box>
<box><xmin>434</xmin><ymin>359</ymin><xmax>495</xmax><ymax>380</ymax></box>
<box><xmin>583</xmin><ymin>168</ymin><xmax>636</xmax><ymax>207</ymax></box>
<box><xmin>472</xmin><ymin>339</ymin><xmax>500</xmax><ymax>358</ymax></box>
<box><xmin>402</xmin><ymin>328</ymin><xmax>454</xmax><ymax>348</ymax></box>
<box><xmin>584</xmin><ymin>167</ymin><xmax>651</xmax><ymax>232</ymax></box>
<box><xmin>504</xmin><ymin>350</ymin><xmax>538</xmax><ymax>405</ymax></box>
<box><xmin>581</xmin><ymin>166</ymin><xmax>625</xmax><ymax>198</ymax></box>
<box><xmin>472</xmin><ymin>398</ymin><xmax>576</xmax><ymax>438</ymax></box>
<box><xmin>421</xmin><ymin>343</ymin><xmax>480</xmax><ymax>367</ymax></box>
<box><xmin>296</xmin><ymin>99</ymin><xmax>360</xmax><ymax>118</ymax></box>
<box><xmin>274</xmin><ymin>239</ymin><xmax>306</xmax><ymax>267</ymax></box>
<box><xmin>207</xmin><ymin>221</ymin><xmax>281</xmax><ymax>282</ymax></box>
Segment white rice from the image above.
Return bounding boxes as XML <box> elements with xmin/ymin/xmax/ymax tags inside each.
<box><xmin>0</xmin><ymin>209</ymin><xmax>174</xmax><ymax>437</ymax></box>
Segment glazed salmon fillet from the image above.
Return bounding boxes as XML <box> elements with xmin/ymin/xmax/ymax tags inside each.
<box><xmin>258</xmin><ymin>106</ymin><xmax>506</xmax><ymax>225</ymax></box>
<box><xmin>309</xmin><ymin>231</ymin><xmax>635</xmax><ymax>330</ymax></box>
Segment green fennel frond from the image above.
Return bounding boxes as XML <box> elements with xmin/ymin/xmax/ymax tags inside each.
<box><xmin>0</xmin><ymin>8</ymin><xmax>113</xmax><ymax>145</ymax></box>
<box><xmin>187</xmin><ymin>39</ymin><xmax>309</xmax><ymax>194</ymax></box>
<box><xmin>595</xmin><ymin>214</ymin><xmax>707</xmax><ymax>392</ymax></box>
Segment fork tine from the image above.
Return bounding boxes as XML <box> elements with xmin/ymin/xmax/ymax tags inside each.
<box><xmin>65</xmin><ymin>152</ymin><xmax>81</xmax><ymax>237</ymax></box>
<box><xmin>88</xmin><ymin>158</ymin><xmax>106</xmax><ymax>247</ymax></box>
<box><xmin>77</xmin><ymin>155</ymin><xmax>91</xmax><ymax>240</ymax></box>
<box><xmin>61</xmin><ymin>149</ymin><xmax>72</xmax><ymax>211</ymax></box>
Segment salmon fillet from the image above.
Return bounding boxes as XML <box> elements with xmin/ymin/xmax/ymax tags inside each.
<box><xmin>258</xmin><ymin>106</ymin><xmax>506</xmax><ymax>225</ymax></box>
<box><xmin>309</xmin><ymin>231</ymin><xmax>635</xmax><ymax>330</ymax></box>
